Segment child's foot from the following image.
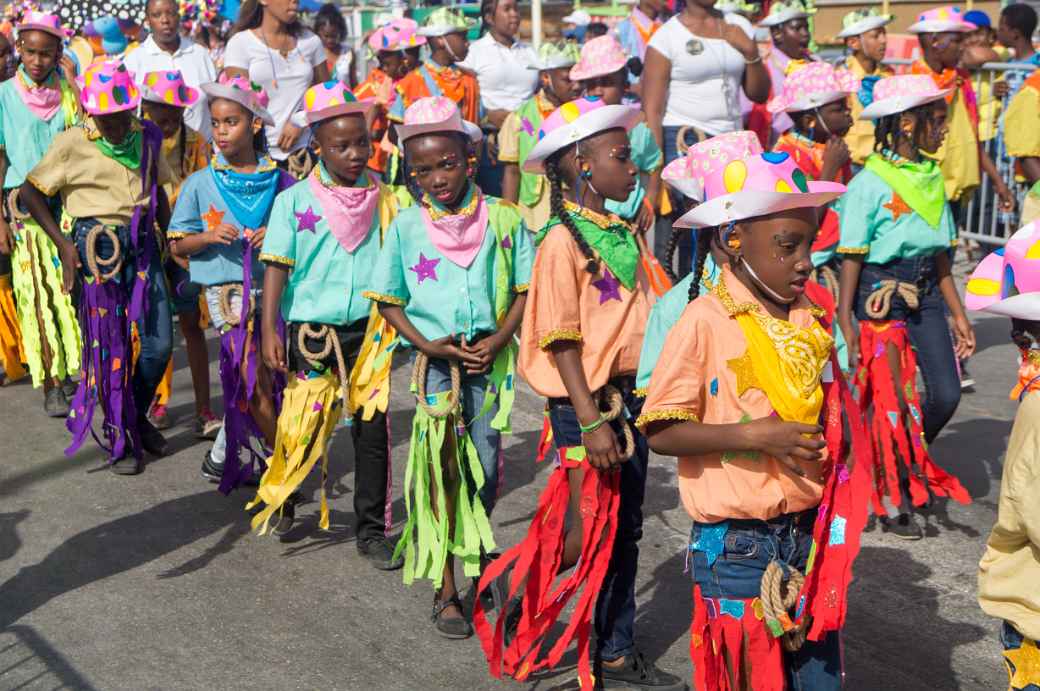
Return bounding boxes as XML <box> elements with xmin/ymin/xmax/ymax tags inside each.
<box><xmin>61</xmin><ymin>377</ymin><xmax>78</xmax><ymax>399</ymax></box>
<box><xmin>43</xmin><ymin>387</ymin><xmax>70</xmax><ymax>418</ymax></box>
<box><xmin>880</xmin><ymin>513</ymin><xmax>923</xmax><ymax>540</ymax></box>
<box><xmin>960</xmin><ymin>362</ymin><xmax>975</xmax><ymax>392</ymax></box>
<box><xmin>596</xmin><ymin>651</ymin><xmax>686</xmax><ymax>690</ymax></box>
<box><xmin>357</xmin><ymin>535</ymin><xmax>404</xmax><ymax>570</ymax></box>
<box><xmin>148</xmin><ymin>402</ymin><xmax>172</xmax><ymax>430</ymax></box>
<box><xmin>110</xmin><ymin>455</ymin><xmax>142</xmax><ymax>475</ymax></box>
<box><xmin>194</xmin><ymin>410</ymin><xmax>221</xmax><ymax>440</ymax></box>
<box><xmin>139</xmin><ymin>419</ymin><xmax>169</xmax><ymax>457</ymax></box>
<box><xmin>200</xmin><ymin>451</ymin><xmax>223</xmax><ymax>483</ymax></box>
<box><xmin>431</xmin><ymin>593</ymin><xmax>472</xmax><ymax>639</ymax></box>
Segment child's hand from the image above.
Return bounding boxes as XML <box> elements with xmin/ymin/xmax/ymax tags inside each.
<box><xmin>821</xmin><ymin>137</ymin><xmax>850</xmax><ymax>181</ymax></box>
<box><xmin>423</xmin><ymin>336</ymin><xmax>484</xmax><ymax>370</ymax></box>
<box><xmin>743</xmin><ymin>417</ymin><xmax>825</xmax><ymax>477</ymax></box>
<box><xmin>246</xmin><ymin>226</ymin><xmax>267</xmax><ymax>249</ymax></box>
<box><xmin>206</xmin><ymin>223</ymin><xmax>239</xmax><ymax>246</ymax></box>
<box><xmin>953</xmin><ymin>314</ymin><xmax>976</xmax><ymax>359</ymax></box>
<box><xmin>60</xmin><ymin>55</ymin><xmax>77</xmax><ymax>84</ymax></box>
<box><xmin>633</xmin><ymin>201</ymin><xmax>655</xmax><ymax>237</ymax></box>
<box><xmin>262</xmin><ymin>326</ymin><xmax>287</xmax><ymax>373</ymax></box>
<box><xmin>57</xmin><ymin>238</ymin><xmax>80</xmax><ymax>294</ymax></box>
<box><xmin>582</xmin><ymin>423</ymin><xmax>623</xmax><ymax>470</ymax></box>
<box><xmin>996</xmin><ymin>184</ymin><xmax>1016</xmax><ymax>213</ymax></box>
<box><xmin>460</xmin><ymin>334</ymin><xmax>506</xmax><ymax>374</ymax></box>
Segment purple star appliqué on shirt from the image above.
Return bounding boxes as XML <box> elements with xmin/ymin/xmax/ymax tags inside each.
<box><xmin>521</xmin><ymin>117</ymin><xmax>534</xmax><ymax>136</ymax></box>
<box><xmin>592</xmin><ymin>269</ymin><xmax>622</xmax><ymax>304</ymax></box>
<box><xmin>295</xmin><ymin>206</ymin><xmax>322</xmax><ymax>233</ymax></box>
<box><xmin>410</xmin><ymin>252</ymin><xmax>440</xmax><ymax>284</ymax></box>
<box><xmin>500</xmin><ymin>234</ymin><xmax>512</xmax><ymax>250</ymax></box>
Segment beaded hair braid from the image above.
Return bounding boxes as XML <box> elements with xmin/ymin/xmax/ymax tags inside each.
<box><xmin>545</xmin><ymin>153</ymin><xmax>600</xmax><ymax>275</ymax></box>
<box><xmin>687</xmin><ymin>228</ymin><xmax>714</xmax><ymax>303</ymax></box>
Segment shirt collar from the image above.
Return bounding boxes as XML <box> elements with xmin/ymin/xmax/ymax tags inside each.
<box><xmin>713</xmin><ymin>264</ymin><xmax>823</xmax><ymax>326</ymax></box>
<box><xmin>212</xmin><ymin>151</ymin><xmax>278</xmax><ymax>172</ymax></box>
<box><xmin>631</xmin><ymin>6</ymin><xmax>659</xmax><ymax>28</ymax></box>
<box><xmin>144</xmin><ymin>34</ymin><xmax>192</xmax><ymax>57</ymax></box>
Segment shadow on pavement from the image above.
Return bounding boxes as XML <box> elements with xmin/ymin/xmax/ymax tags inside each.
<box><xmin>931</xmin><ymin>415</ymin><xmax>1012</xmax><ymax>503</ymax></box>
<box><xmin>0</xmin><ymin>624</ymin><xmax>97</xmax><ymax>690</ymax></box>
<box><xmin>0</xmin><ymin>509</ymin><xmax>29</xmax><ymax>564</ymax></box>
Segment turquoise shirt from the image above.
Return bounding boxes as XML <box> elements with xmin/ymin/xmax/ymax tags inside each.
<box><xmin>605</xmin><ymin>122</ymin><xmax>663</xmax><ymax>221</ymax></box>
<box><xmin>0</xmin><ymin>77</ymin><xmax>70</xmax><ymax>189</ymax></box>
<box><xmin>366</xmin><ymin>189</ymin><xmax>534</xmax><ymax>346</ymax></box>
<box><xmin>836</xmin><ymin>168</ymin><xmax>957</xmax><ymax>265</ymax></box>
<box><xmin>169</xmin><ymin>158</ymin><xmax>292</xmax><ymax>286</ymax></box>
<box><xmin>261</xmin><ymin>172</ymin><xmax>385</xmax><ymax>326</ymax></box>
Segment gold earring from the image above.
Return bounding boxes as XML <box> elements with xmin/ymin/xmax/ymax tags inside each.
<box><xmin>727</xmin><ymin>235</ymin><xmax>741</xmax><ymax>251</ymax></box>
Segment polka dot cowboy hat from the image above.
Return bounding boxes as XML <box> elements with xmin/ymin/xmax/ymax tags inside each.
<box><xmin>290</xmin><ymin>80</ymin><xmax>372</xmax><ymax>127</ymax></box>
<box><xmin>836</xmin><ymin>8</ymin><xmax>893</xmax><ymax>39</ymax></box>
<box><xmin>77</xmin><ymin>60</ymin><xmax>140</xmax><ymax>116</ymax></box>
<box><xmin>674</xmin><ymin>150</ymin><xmax>846</xmax><ymax>229</ymax></box>
<box><xmin>201</xmin><ymin>73</ymin><xmax>274</xmax><ymax>125</ymax></box>
<box><xmin>368</xmin><ymin>17</ymin><xmax>426</xmax><ymax>53</ymax></box>
<box><xmin>662</xmin><ymin>130</ymin><xmax>764</xmax><ymax>202</ymax></box>
<box><xmin>569</xmin><ymin>35</ymin><xmax>629</xmax><ymax>81</ymax></box>
<box><xmin>16</xmin><ymin>11</ymin><xmax>65</xmax><ymax>40</ymax></box>
<box><xmin>965</xmin><ymin>220</ymin><xmax>1040</xmax><ymax>320</ymax></box>
<box><xmin>768</xmin><ymin>62</ymin><xmax>859</xmax><ymax>115</ymax></box>
<box><xmin>907</xmin><ymin>6</ymin><xmax>976</xmax><ymax>34</ymax></box>
<box><xmin>394</xmin><ymin>96</ymin><xmax>483</xmax><ymax>144</ymax></box>
<box><xmin>522</xmin><ymin>97</ymin><xmax>641</xmax><ymax>174</ymax></box>
<box><xmin>140</xmin><ymin>70</ymin><xmax>200</xmax><ymax>108</ymax></box>
<box><xmin>857</xmin><ymin>74</ymin><xmax>952</xmax><ymax>120</ymax></box>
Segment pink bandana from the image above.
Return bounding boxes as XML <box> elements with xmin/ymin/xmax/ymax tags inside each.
<box><xmin>307</xmin><ymin>170</ymin><xmax>380</xmax><ymax>252</ymax></box>
<box><xmin>419</xmin><ymin>189</ymin><xmax>489</xmax><ymax>268</ymax></box>
<box><xmin>14</xmin><ymin>71</ymin><xmax>62</xmax><ymax>122</ymax></box>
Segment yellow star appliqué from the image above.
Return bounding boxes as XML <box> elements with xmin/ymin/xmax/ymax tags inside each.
<box><xmin>727</xmin><ymin>351</ymin><xmax>760</xmax><ymax>397</ymax></box>
<box><xmin>1004</xmin><ymin>635</ymin><xmax>1040</xmax><ymax>689</ymax></box>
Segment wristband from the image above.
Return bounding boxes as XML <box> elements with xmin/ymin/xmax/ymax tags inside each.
<box><xmin>744</xmin><ymin>54</ymin><xmax>762</xmax><ymax>65</ymax></box>
<box><xmin>579</xmin><ymin>414</ymin><xmax>610</xmax><ymax>434</ymax></box>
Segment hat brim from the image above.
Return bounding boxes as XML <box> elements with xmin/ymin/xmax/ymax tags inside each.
<box><xmin>858</xmin><ymin>88</ymin><xmax>952</xmax><ymax>119</ymax></box>
<box><xmin>837</xmin><ymin>15</ymin><xmax>892</xmax><ymax>38</ymax></box>
<box><xmin>661</xmin><ymin>158</ymin><xmax>704</xmax><ymax>201</ymax></box>
<box><xmin>16</xmin><ymin>23</ymin><xmax>64</xmax><ymax>39</ymax></box>
<box><xmin>202</xmin><ymin>83</ymin><xmax>275</xmax><ymax>126</ymax></box>
<box><xmin>562</xmin><ymin>13</ymin><xmax>590</xmax><ymax>25</ymax></box>
<box><xmin>528</xmin><ymin>59</ymin><xmax>577</xmax><ymax>71</ymax></box>
<box><xmin>522</xmin><ymin>104</ymin><xmax>641</xmax><ymax>174</ymax></box>
<box><xmin>140</xmin><ymin>83</ymin><xmax>200</xmax><ymax>108</ymax></box>
<box><xmin>570</xmin><ymin>57</ymin><xmax>629</xmax><ymax>82</ymax></box>
<box><xmin>975</xmin><ymin>293</ymin><xmax>1040</xmax><ymax>320</ymax></box>
<box><xmin>769</xmin><ymin>89</ymin><xmax>851</xmax><ymax>114</ymax></box>
<box><xmin>759</xmin><ymin>10</ymin><xmax>810</xmax><ymax>27</ymax></box>
<box><xmin>307</xmin><ymin>101</ymin><xmax>373</xmax><ymax>125</ymax></box>
<box><xmin>418</xmin><ymin>23</ymin><xmax>475</xmax><ymax>37</ymax></box>
<box><xmin>395</xmin><ymin>118</ymin><xmax>483</xmax><ymax>144</ymax></box>
<box><xmin>673</xmin><ymin>183</ymin><xmax>845</xmax><ymax>229</ymax></box>
<box><xmin>906</xmin><ymin>20</ymin><xmax>975</xmax><ymax>34</ymax></box>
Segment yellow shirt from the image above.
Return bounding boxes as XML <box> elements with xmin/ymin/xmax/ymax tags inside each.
<box><xmin>978</xmin><ymin>390</ymin><xmax>1040</xmax><ymax>641</ymax></box>
<box><xmin>28</xmin><ymin>118</ymin><xmax>173</xmax><ymax>226</ymax></box>
<box><xmin>844</xmin><ymin>56</ymin><xmax>893</xmax><ymax>166</ymax></box>
<box><xmin>929</xmin><ymin>87</ymin><xmax>981</xmax><ymax>203</ymax></box>
<box><xmin>498</xmin><ymin>91</ymin><xmax>555</xmax><ymax>232</ymax></box>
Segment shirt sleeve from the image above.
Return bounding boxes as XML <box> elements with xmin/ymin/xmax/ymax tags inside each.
<box><xmin>26</xmin><ymin>130</ymin><xmax>70</xmax><ymax>196</ymax></box>
<box><xmin>646</xmin><ymin>21</ymin><xmax>672</xmax><ymax>60</ymax></box>
<box><xmin>498</xmin><ymin>112</ymin><xmax>521</xmax><ymax>163</ymax></box>
<box><xmin>259</xmin><ymin>188</ymin><xmax>296</xmax><ymax>266</ymax></box>
<box><xmin>1005</xmin><ymin>86</ymin><xmax>1040</xmax><ymax>157</ymax></box>
<box><xmin>302</xmin><ymin>33</ymin><xmax>326</xmax><ymax>68</ymax></box>
<box><xmin>836</xmin><ymin>174</ymin><xmax>878</xmax><ymax>255</ymax></box>
<box><xmin>167</xmin><ymin>173</ymin><xmax>203</xmax><ymax>239</ymax></box>
<box><xmin>630</xmin><ymin>122</ymin><xmax>662</xmax><ymax>173</ymax></box>
<box><xmin>222</xmin><ymin>32</ymin><xmax>252</xmax><ymax>71</ymax></box>
<box><xmin>635</xmin><ymin>273</ymin><xmax>693</xmax><ymax>391</ymax></box>
<box><xmin>511</xmin><ymin>217</ymin><xmax>534</xmax><ymax>291</ymax></box>
<box><xmin>362</xmin><ymin>217</ymin><xmax>409</xmax><ymax>305</ymax></box>
<box><xmin>527</xmin><ymin>225</ymin><xmax>584</xmax><ymax>348</ymax></box>
<box><xmin>636</xmin><ymin>306</ymin><xmax>706</xmax><ymax>430</ymax></box>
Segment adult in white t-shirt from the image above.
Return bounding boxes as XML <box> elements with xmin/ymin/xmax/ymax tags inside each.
<box><xmin>123</xmin><ymin>0</ymin><xmax>218</xmax><ymax>140</ymax></box>
<box><xmin>222</xmin><ymin>0</ymin><xmax>330</xmax><ymax>161</ymax></box>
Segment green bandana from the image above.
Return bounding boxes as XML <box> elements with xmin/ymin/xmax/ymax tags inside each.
<box><xmin>94</xmin><ymin>128</ymin><xmax>142</xmax><ymax>170</ymax></box>
<box><xmin>537</xmin><ymin>203</ymin><xmax>639</xmax><ymax>290</ymax></box>
<box><xmin>865</xmin><ymin>153</ymin><xmax>946</xmax><ymax>229</ymax></box>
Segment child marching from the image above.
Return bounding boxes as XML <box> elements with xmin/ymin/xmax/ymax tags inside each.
<box><xmin>168</xmin><ymin>74</ymin><xmax>295</xmax><ymax>491</ymax></box>
<box><xmin>251</xmin><ymin>82</ymin><xmax>404</xmax><ymax>563</ymax></box>
<box><xmin>836</xmin><ymin>74</ymin><xmax>973</xmax><ymax>539</ymax></box>
<box><xmin>366</xmin><ymin>96</ymin><xmax>532</xmax><ymax>638</ymax></box>
<box><xmin>836</xmin><ymin>9</ymin><xmax>894</xmax><ymax>169</ymax></box>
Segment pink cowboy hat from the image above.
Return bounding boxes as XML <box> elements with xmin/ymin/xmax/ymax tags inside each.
<box><xmin>662</xmin><ymin>130</ymin><xmax>764</xmax><ymax>202</ymax></box>
<box><xmin>569</xmin><ymin>35</ymin><xmax>629</xmax><ymax>82</ymax></box>
<box><xmin>201</xmin><ymin>73</ymin><xmax>274</xmax><ymax>125</ymax></box>
<box><xmin>674</xmin><ymin>150</ymin><xmax>846</xmax><ymax>229</ymax></box>
<box><xmin>368</xmin><ymin>17</ymin><xmax>427</xmax><ymax>53</ymax></box>
<box><xmin>140</xmin><ymin>69</ymin><xmax>200</xmax><ymax>108</ymax></box>
<box><xmin>767</xmin><ymin>61</ymin><xmax>859</xmax><ymax>114</ymax></box>
<box><xmin>858</xmin><ymin>74</ymin><xmax>952</xmax><ymax>120</ymax></box>
<box><xmin>16</xmin><ymin>11</ymin><xmax>64</xmax><ymax>40</ymax></box>
<box><xmin>76</xmin><ymin>60</ymin><xmax>140</xmax><ymax>116</ymax></box>
<box><xmin>907</xmin><ymin>6</ymin><xmax>976</xmax><ymax>34</ymax></box>
<box><xmin>522</xmin><ymin>96</ymin><xmax>641</xmax><ymax>174</ymax></box>
<box><xmin>965</xmin><ymin>221</ymin><xmax>1040</xmax><ymax>320</ymax></box>
<box><xmin>394</xmin><ymin>96</ymin><xmax>483</xmax><ymax>144</ymax></box>
<box><xmin>291</xmin><ymin>80</ymin><xmax>372</xmax><ymax>127</ymax></box>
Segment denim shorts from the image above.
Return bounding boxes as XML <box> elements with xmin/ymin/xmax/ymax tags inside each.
<box><xmin>166</xmin><ymin>259</ymin><xmax>201</xmax><ymax>315</ymax></box>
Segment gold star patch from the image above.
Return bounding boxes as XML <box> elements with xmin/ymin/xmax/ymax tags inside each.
<box><xmin>1004</xmin><ymin>635</ymin><xmax>1040</xmax><ymax>689</ymax></box>
<box><xmin>883</xmin><ymin>193</ymin><xmax>912</xmax><ymax>221</ymax></box>
<box><xmin>202</xmin><ymin>205</ymin><xmax>225</xmax><ymax>231</ymax></box>
<box><xmin>727</xmin><ymin>351</ymin><xmax>760</xmax><ymax>397</ymax></box>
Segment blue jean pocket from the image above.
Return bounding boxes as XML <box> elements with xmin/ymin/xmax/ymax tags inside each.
<box><xmin>722</xmin><ymin>531</ymin><xmax>759</xmax><ymax>561</ymax></box>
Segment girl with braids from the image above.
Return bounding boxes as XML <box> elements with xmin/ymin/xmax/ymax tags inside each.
<box><xmin>639</xmin><ymin>142</ymin><xmax>874</xmax><ymax>690</ymax></box>
<box><xmin>475</xmin><ymin>97</ymin><xmax>683</xmax><ymax>691</ymax></box>
<box><xmin>365</xmin><ymin>97</ymin><xmax>533</xmax><ymax>639</ymax></box>
<box><xmin>836</xmin><ymin>74</ymin><xmax>974</xmax><ymax>540</ymax></box>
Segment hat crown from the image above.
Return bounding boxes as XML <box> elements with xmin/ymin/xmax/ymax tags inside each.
<box><xmin>18</xmin><ymin>10</ymin><xmax>63</xmax><ymax>32</ymax></box>
<box><xmin>537</xmin><ymin>97</ymin><xmax>606</xmax><ymax>140</ymax></box>
<box><xmin>403</xmin><ymin>95</ymin><xmax>460</xmax><ymax>127</ymax></box>
<box><xmin>840</xmin><ymin>7</ymin><xmax>892</xmax><ymax>31</ymax></box>
<box><xmin>77</xmin><ymin>59</ymin><xmax>141</xmax><ymax>115</ymax></box>
<box><xmin>423</xmin><ymin>7</ymin><xmax>471</xmax><ymax>31</ymax></box>
<box><xmin>874</xmin><ymin>74</ymin><xmax>943</xmax><ymax>104</ymax></box>
<box><xmin>142</xmin><ymin>69</ymin><xmax>199</xmax><ymax>107</ymax></box>
<box><xmin>537</xmin><ymin>40</ymin><xmax>581</xmax><ymax>67</ymax></box>
<box><xmin>216</xmin><ymin>72</ymin><xmax>269</xmax><ymax>109</ymax></box>
<box><xmin>369</xmin><ymin>17</ymin><xmax>426</xmax><ymax>52</ymax></box>
<box><xmin>765</xmin><ymin>0</ymin><xmax>813</xmax><ymax>20</ymax></box>
<box><xmin>570</xmin><ymin>35</ymin><xmax>629</xmax><ymax>81</ymax></box>
<box><xmin>666</xmin><ymin>131</ymin><xmax>764</xmax><ymax>188</ymax></box>
<box><xmin>771</xmin><ymin>61</ymin><xmax>858</xmax><ymax>112</ymax></box>
<box><xmin>702</xmin><ymin>151</ymin><xmax>816</xmax><ymax>202</ymax></box>
<box><xmin>303</xmin><ymin>80</ymin><xmax>360</xmax><ymax>113</ymax></box>
<box><xmin>966</xmin><ymin>221</ymin><xmax>1040</xmax><ymax>315</ymax></box>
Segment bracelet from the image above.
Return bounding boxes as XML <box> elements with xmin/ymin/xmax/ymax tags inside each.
<box><xmin>744</xmin><ymin>54</ymin><xmax>762</xmax><ymax>65</ymax></box>
<box><xmin>579</xmin><ymin>414</ymin><xmax>610</xmax><ymax>434</ymax></box>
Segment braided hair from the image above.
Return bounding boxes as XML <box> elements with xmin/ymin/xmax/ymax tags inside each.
<box><xmin>873</xmin><ymin>102</ymin><xmax>930</xmax><ymax>155</ymax></box>
<box><xmin>687</xmin><ymin>227</ymin><xmax>713</xmax><ymax>303</ymax></box>
<box><xmin>662</xmin><ymin>227</ymin><xmax>683</xmax><ymax>282</ymax></box>
<box><xmin>545</xmin><ymin>153</ymin><xmax>600</xmax><ymax>275</ymax></box>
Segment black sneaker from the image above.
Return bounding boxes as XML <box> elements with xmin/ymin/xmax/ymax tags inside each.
<box><xmin>271</xmin><ymin>492</ymin><xmax>300</xmax><ymax>536</ymax></box>
<box><xmin>357</xmin><ymin>535</ymin><xmax>404</xmax><ymax>570</ymax></box>
<box><xmin>201</xmin><ymin>451</ymin><xmax>223</xmax><ymax>483</ymax></box>
<box><xmin>110</xmin><ymin>455</ymin><xmax>141</xmax><ymax>475</ymax></box>
<box><xmin>62</xmin><ymin>377</ymin><xmax>78</xmax><ymax>399</ymax></box>
<box><xmin>43</xmin><ymin>387</ymin><xmax>70</xmax><ymax>418</ymax></box>
<box><xmin>139</xmin><ymin>419</ymin><xmax>169</xmax><ymax>457</ymax></box>
<box><xmin>597</xmin><ymin>651</ymin><xmax>687</xmax><ymax>690</ymax></box>
<box><xmin>880</xmin><ymin>513</ymin><xmax>923</xmax><ymax>540</ymax></box>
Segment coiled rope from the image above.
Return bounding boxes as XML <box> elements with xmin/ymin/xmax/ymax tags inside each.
<box><xmin>297</xmin><ymin>323</ymin><xmax>349</xmax><ymax>404</ymax></box>
<box><xmin>759</xmin><ymin>560</ymin><xmax>809</xmax><ymax>652</ymax></box>
<box><xmin>216</xmin><ymin>283</ymin><xmax>253</xmax><ymax>328</ymax></box>
<box><xmin>594</xmin><ymin>385</ymin><xmax>636</xmax><ymax>460</ymax></box>
<box><xmin>6</xmin><ymin>188</ymin><xmax>28</xmax><ymax>220</ymax></box>
<box><xmin>84</xmin><ymin>224</ymin><xmax>122</xmax><ymax>282</ymax></box>
<box><xmin>675</xmin><ymin>126</ymin><xmax>706</xmax><ymax>156</ymax></box>
<box><xmin>411</xmin><ymin>351</ymin><xmax>462</xmax><ymax>419</ymax></box>
<box><xmin>864</xmin><ymin>280</ymin><xmax>919</xmax><ymax>320</ymax></box>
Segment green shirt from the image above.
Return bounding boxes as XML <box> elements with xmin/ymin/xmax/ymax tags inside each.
<box><xmin>0</xmin><ymin>78</ymin><xmax>71</xmax><ymax>189</ymax></box>
<box><xmin>836</xmin><ymin>167</ymin><xmax>957</xmax><ymax>264</ymax></box>
<box><xmin>605</xmin><ymin>121</ymin><xmax>663</xmax><ymax>221</ymax></box>
<box><xmin>261</xmin><ymin>173</ymin><xmax>388</xmax><ymax>326</ymax></box>
<box><xmin>366</xmin><ymin>191</ymin><xmax>535</xmax><ymax>346</ymax></box>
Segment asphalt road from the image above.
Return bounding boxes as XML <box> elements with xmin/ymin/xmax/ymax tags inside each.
<box><xmin>0</xmin><ymin>271</ymin><xmax>1021</xmax><ymax>691</ymax></box>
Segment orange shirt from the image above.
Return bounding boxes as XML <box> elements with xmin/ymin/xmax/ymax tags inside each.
<box><xmin>518</xmin><ymin>222</ymin><xmax>655</xmax><ymax>398</ymax></box>
<box><xmin>355</xmin><ymin>68</ymin><xmax>396</xmax><ymax>174</ymax></box>
<box><xmin>393</xmin><ymin>62</ymin><xmax>481</xmax><ymax>124</ymax></box>
<box><xmin>637</xmin><ymin>266</ymin><xmax>826</xmax><ymax>523</ymax></box>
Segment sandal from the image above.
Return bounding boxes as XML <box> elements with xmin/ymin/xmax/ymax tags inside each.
<box><xmin>431</xmin><ymin>594</ymin><xmax>472</xmax><ymax>640</ymax></box>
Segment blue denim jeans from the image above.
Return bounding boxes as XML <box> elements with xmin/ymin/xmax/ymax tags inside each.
<box><xmin>854</xmin><ymin>255</ymin><xmax>961</xmax><ymax>443</ymax></box>
<box><xmin>1002</xmin><ymin>621</ymin><xmax>1040</xmax><ymax>690</ymax></box>
<box><xmin>547</xmin><ymin>381</ymin><xmax>647</xmax><ymax>662</ymax></box>
<box><xmin>73</xmin><ymin>219</ymin><xmax>172</xmax><ymax>420</ymax></box>
<box><xmin>689</xmin><ymin>513</ymin><xmax>842</xmax><ymax>690</ymax></box>
<box><xmin>411</xmin><ymin>351</ymin><xmax>502</xmax><ymax>515</ymax></box>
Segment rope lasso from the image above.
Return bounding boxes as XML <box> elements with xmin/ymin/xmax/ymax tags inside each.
<box><xmin>6</xmin><ymin>188</ymin><xmax>28</xmax><ymax>221</ymax></box>
<box><xmin>675</xmin><ymin>126</ymin><xmax>705</xmax><ymax>156</ymax></box>
<box><xmin>411</xmin><ymin>350</ymin><xmax>462</xmax><ymax>419</ymax></box>
<box><xmin>759</xmin><ymin>560</ymin><xmax>809</xmax><ymax>652</ymax></box>
<box><xmin>297</xmin><ymin>323</ymin><xmax>349</xmax><ymax>405</ymax></box>
<box><xmin>814</xmin><ymin>265</ymin><xmax>840</xmax><ymax>305</ymax></box>
<box><xmin>864</xmin><ymin>279</ymin><xmax>919</xmax><ymax>320</ymax></box>
<box><xmin>217</xmin><ymin>283</ymin><xmax>253</xmax><ymax>327</ymax></box>
<box><xmin>588</xmin><ymin>385</ymin><xmax>636</xmax><ymax>460</ymax></box>
<box><xmin>287</xmin><ymin>148</ymin><xmax>314</xmax><ymax>181</ymax></box>
<box><xmin>84</xmin><ymin>224</ymin><xmax>122</xmax><ymax>282</ymax></box>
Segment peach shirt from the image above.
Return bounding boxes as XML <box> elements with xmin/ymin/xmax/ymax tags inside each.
<box><xmin>637</xmin><ymin>266</ymin><xmax>825</xmax><ymax>524</ymax></box>
<box><xmin>518</xmin><ymin>223</ymin><xmax>654</xmax><ymax>398</ymax></box>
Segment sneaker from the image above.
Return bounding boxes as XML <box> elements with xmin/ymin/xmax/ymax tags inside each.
<box><xmin>201</xmin><ymin>451</ymin><xmax>223</xmax><ymax>483</ymax></box>
<box><xmin>960</xmin><ymin>364</ymin><xmax>975</xmax><ymax>392</ymax></box>
<box><xmin>596</xmin><ymin>651</ymin><xmax>687</xmax><ymax>690</ymax></box>
<box><xmin>880</xmin><ymin>513</ymin><xmax>923</xmax><ymax>541</ymax></box>
<box><xmin>149</xmin><ymin>403</ymin><xmax>172</xmax><ymax>430</ymax></box>
<box><xmin>431</xmin><ymin>594</ymin><xmax>472</xmax><ymax>640</ymax></box>
<box><xmin>110</xmin><ymin>455</ymin><xmax>141</xmax><ymax>475</ymax></box>
<box><xmin>139</xmin><ymin>419</ymin><xmax>169</xmax><ymax>457</ymax></box>
<box><xmin>271</xmin><ymin>492</ymin><xmax>300</xmax><ymax>536</ymax></box>
<box><xmin>357</xmin><ymin>535</ymin><xmax>405</xmax><ymax>570</ymax></box>
<box><xmin>194</xmin><ymin>410</ymin><xmax>221</xmax><ymax>440</ymax></box>
<box><xmin>43</xmin><ymin>387</ymin><xmax>70</xmax><ymax>418</ymax></box>
<box><xmin>61</xmin><ymin>377</ymin><xmax>78</xmax><ymax>399</ymax></box>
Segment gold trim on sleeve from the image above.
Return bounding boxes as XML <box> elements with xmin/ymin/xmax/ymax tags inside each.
<box><xmin>538</xmin><ymin>328</ymin><xmax>582</xmax><ymax>349</ymax></box>
<box><xmin>259</xmin><ymin>253</ymin><xmax>294</xmax><ymax>266</ymax></box>
<box><xmin>514</xmin><ymin>283</ymin><xmax>529</xmax><ymax>294</ymax></box>
<box><xmin>635</xmin><ymin>408</ymin><xmax>699</xmax><ymax>431</ymax></box>
<box><xmin>836</xmin><ymin>246</ymin><xmax>869</xmax><ymax>255</ymax></box>
<box><xmin>363</xmin><ymin>290</ymin><xmax>406</xmax><ymax>306</ymax></box>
